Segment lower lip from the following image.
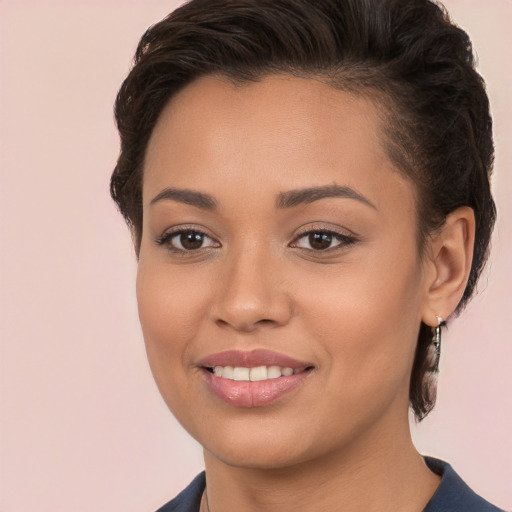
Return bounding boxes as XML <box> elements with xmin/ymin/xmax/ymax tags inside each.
<box><xmin>201</xmin><ymin>369</ymin><xmax>311</xmax><ymax>408</ymax></box>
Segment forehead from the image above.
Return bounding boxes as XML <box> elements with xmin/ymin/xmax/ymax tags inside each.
<box><xmin>143</xmin><ymin>74</ymin><xmax>415</xmax><ymax>214</ymax></box>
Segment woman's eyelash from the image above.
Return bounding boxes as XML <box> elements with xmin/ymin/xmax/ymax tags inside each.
<box><xmin>155</xmin><ymin>227</ymin><xmax>357</xmax><ymax>254</ymax></box>
<box><xmin>155</xmin><ymin>229</ymin><xmax>219</xmax><ymax>252</ymax></box>
<box><xmin>291</xmin><ymin>229</ymin><xmax>357</xmax><ymax>251</ymax></box>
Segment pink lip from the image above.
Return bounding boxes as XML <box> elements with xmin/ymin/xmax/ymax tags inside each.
<box><xmin>197</xmin><ymin>349</ymin><xmax>314</xmax><ymax>408</ymax></box>
<box><xmin>198</xmin><ymin>349</ymin><xmax>312</xmax><ymax>370</ymax></box>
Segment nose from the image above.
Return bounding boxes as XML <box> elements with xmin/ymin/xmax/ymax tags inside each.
<box><xmin>210</xmin><ymin>246</ymin><xmax>293</xmax><ymax>333</ymax></box>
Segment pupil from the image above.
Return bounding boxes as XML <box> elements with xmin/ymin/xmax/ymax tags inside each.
<box><xmin>309</xmin><ymin>232</ymin><xmax>332</xmax><ymax>250</ymax></box>
<box><xmin>181</xmin><ymin>232</ymin><xmax>203</xmax><ymax>250</ymax></box>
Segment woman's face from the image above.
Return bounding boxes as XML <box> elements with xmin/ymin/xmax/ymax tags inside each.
<box><xmin>137</xmin><ymin>75</ymin><xmax>432</xmax><ymax>469</ymax></box>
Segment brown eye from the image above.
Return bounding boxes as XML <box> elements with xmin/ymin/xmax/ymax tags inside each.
<box><xmin>292</xmin><ymin>230</ymin><xmax>356</xmax><ymax>252</ymax></box>
<box><xmin>178</xmin><ymin>231</ymin><xmax>205</xmax><ymax>250</ymax></box>
<box><xmin>157</xmin><ymin>229</ymin><xmax>219</xmax><ymax>252</ymax></box>
<box><xmin>308</xmin><ymin>232</ymin><xmax>333</xmax><ymax>250</ymax></box>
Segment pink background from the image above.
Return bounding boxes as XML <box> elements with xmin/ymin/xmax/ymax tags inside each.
<box><xmin>0</xmin><ymin>1</ymin><xmax>510</xmax><ymax>510</ymax></box>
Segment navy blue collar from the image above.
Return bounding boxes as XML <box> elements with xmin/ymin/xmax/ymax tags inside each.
<box><xmin>423</xmin><ymin>457</ymin><xmax>503</xmax><ymax>511</ymax></box>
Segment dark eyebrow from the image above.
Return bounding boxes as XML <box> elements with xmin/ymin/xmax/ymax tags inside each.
<box><xmin>150</xmin><ymin>187</ymin><xmax>218</xmax><ymax>210</ymax></box>
<box><xmin>149</xmin><ymin>184</ymin><xmax>375</xmax><ymax>211</ymax></box>
<box><xmin>276</xmin><ymin>185</ymin><xmax>377</xmax><ymax>210</ymax></box>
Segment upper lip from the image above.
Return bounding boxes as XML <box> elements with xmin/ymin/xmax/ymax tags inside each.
<box><xmin>197</xmin><ymin>349</ymin><xmax>313</xmax><ymax>370</ymax></box>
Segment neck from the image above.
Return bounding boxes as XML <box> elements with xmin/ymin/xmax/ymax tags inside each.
<box><xmin>202</xmin><ymin>411</ymin><xmax>439</xmax><ymax>512</ymax></box>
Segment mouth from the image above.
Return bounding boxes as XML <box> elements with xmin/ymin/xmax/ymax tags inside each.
<box><xmin>198</xmin><ymin>350</ymin><xmax>315</xmax><ymax>407</ymax></box>
<box><xmin>205</xmin><ymin>364</ymin><xmax>312</xmax><ymax>381</ymax></box>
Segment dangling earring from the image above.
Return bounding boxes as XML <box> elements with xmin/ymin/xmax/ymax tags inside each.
<box><xmin>433</xmin><ymin>315</ymin><xmax>443</xmax><ymax>372</ymax></box>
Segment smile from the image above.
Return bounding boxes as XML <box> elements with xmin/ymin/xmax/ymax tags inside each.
<box><xmin>198</xmin><ymin>350</ymin><xmax>314</xmax><ymax>407</ymax></box>
<box><xmin>210</xmin><ymin>365</ymin><xmax>300</xmax><ymax>381</ymax></box>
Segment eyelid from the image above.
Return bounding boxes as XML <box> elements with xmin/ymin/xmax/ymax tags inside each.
<box><xmin>154</xmin><ymin>223</ymin><xmax>358</xmax><ymax>254</ymax></box>
<box><xmin>154</xmin><ymin>225</ymin><xmax>221</xmax><ymax>253</ymax></box>
<box><xmin>290</xmin><ymin>225</ymin><xmax>358</xmax><ymax>251</ymax></box>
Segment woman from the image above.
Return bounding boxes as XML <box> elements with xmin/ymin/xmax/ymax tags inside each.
<box><xmin>110</xmin><ymin>0</ymin><xmax>502</xmax><ymax>510</ymax></box>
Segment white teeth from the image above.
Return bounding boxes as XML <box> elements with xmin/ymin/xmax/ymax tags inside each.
<box><xmin>249</xmin><ymin>366</ymin><xmax>267</xmax><ymax>381</ymax></box>
<box><xmin>233</xmin><ymin>367</ymin><xmax>250</xmax><ymax>381</ymax></box>
<box><xmin>212</xmin><ymin>365</ymin><xmax>300</xmax><ymax>381</ymax></box>
<box><xmin>267</xmin><ymin>366</ymin><xmax>282</xmax><ymax>379</ymax></box>
<box><xmin>221</xmin><ymin>366</ymin><xmax>234</xmax><ymax>379</ymax></box>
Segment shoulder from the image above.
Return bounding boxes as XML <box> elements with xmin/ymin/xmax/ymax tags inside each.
<box><xmin>155</xmin><ymin>472</ymin><xmax>205</xmax><ymax>512</ymax></box>
<box><xmin>423</xmin><ymin>457</ymin><xmax>505</xmax><ymax>512</ymax></box>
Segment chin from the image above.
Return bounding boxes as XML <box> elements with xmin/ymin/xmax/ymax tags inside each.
<box><xmin>205</xmin><ymin>437</ymin><xmax>312</xmax><ymax>471</ymax></box>
<box><xmin>177</xmin><ymin>409</ymin><xmax>307</xmax><ymax>469</ymax></box>
<box><xmin>195</xmin><ymin>413</ymin><xmax>351</xmax><ymax>472</ymax></box>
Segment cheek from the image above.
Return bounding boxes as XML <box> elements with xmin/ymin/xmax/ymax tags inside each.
<box><xmin>295</xmin><ymin>245</ymin><xmax>424</xmax><ymax>396</ymax></box>
<box><xmin>135</xmin><ymin>259</ymin><xmax>211</xmax><ymax>390</ymax></box>
<box><xmin>137</xmin><ymin>256</ymin><xmax>211</xmax><ymax>331</ymax></box>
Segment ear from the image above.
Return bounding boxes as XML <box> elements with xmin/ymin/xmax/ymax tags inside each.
<box><xmin>421</xmin><ymin>206</ymin><xmax>475</xmax><ymax>327</ymax></box>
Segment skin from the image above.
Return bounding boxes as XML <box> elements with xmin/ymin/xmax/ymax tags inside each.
<box><xmin>137</xmin><ymin>75</ymin><xmax>475</xmax><ymax>512</ymax></box>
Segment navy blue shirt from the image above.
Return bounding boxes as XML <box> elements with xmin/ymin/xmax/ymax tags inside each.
<box><xmin>156</xmin><ymin>458</ymin><xmax>504</xmax><ymax>511</ymax></box>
